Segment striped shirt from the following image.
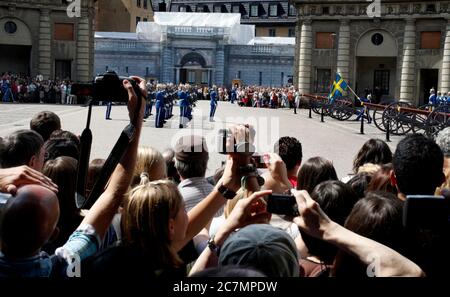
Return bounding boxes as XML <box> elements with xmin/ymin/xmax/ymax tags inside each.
<box><xmin>178</xmin><ymin>177</ymin><xmax>223</xmax><ymax>217</ymax></box>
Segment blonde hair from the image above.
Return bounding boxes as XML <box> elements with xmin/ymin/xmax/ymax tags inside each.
<box><xmin>123</xmin><ymin>180</ymin><xmax>183</xmax><ymax>268</ymax></box>
<box><xmin>132</xmin><ymin>146</ymin><xmax>167</xmax><ymax>187</ymax></box>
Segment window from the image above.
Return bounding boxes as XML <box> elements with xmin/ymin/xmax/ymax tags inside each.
<box><xmin>126</xmin><ymin>66</ymin><xmax>129</xmax><ymax>73</ymax></box>
<box><xmin>143</xmin><ymin>18</ymin><xmax>148</xmax><ymax>22</ymax></box>
<box><xmin>196</xmin><ymin>5</ymin><xmax>204</xmax><ymax>12</ymax></box>
<box><xmin>268</xmin><ymin>28</ymin><xmax>276</xmax><ymax>37</ymax></box>
<box><xmin>136</xmin><ymin>16</ymin><xmax>141</xmax><ymax>26</ymax></box>
<box><xmin>144</xmin><ymin>0</ymin><xmax>147</xmax><ymax>9</ymax></box>
<box><xmin>214</xmin><ymin>5</ymin><xmax>222</xmax><ymax>13</ymax></box>
<box><xmin>54</xmin><ymin>23</ymin><xmax>74</xmax><ymax>41</ymax></box>
<box><xmin>105</xmin><ymin>66</ymin><xmax>109</xmax><ymax>71</ymax></box>
<box><xmin>188</xmin><ymin>71</ymin><xmax>195</xmax><ymax>83</ymax></box>
<box><xmin>374</xmin><ymin>70</ymin><xmax>390</xmax><ymax>95</ymax></box>
<box><xmin>179</xmin><ymin>6</ymin><xmax>186</xmax><ymax>12</ymax></box>
<box><xmin>281</xmin><ymin>72</ymin><xmax>284</xmax><ymax>86</ymax></box>
<box><xmin>421</xmin><ymin>32</ymin><xmax>441</xmax><ymax>49</ymax></box>
<box><xmin>259</xmin><ymin>72</ymin><xmax>262</xmax><ymax>85</ymax></box>
<box><xmin>146</xmin><ymin>67</ymin><xmax>149</xmax><ymax>76</ymax></box>
<box><xmin>316</xmin><ymin>32</ymin><xmax>335</xmax><ymax>49</ymax></box>
<box><xmin>55</xmin><ymin>60</ymin><xmax>71</xmax><ymax>80</ymax></box>
<box><xmin>250</xmin><ymin>5</ymin><xmax>258</xmax><ymax>17</ymax></box>
<box><xmin>322</xmin><ymin>6</ymin><xmax>330</xmax><ymax>15</ymax></box>
<box><xmin>288</xmin><ymin>28</ymin><xmax>295</xmax><ymax>37</ymax></box>
<box><xmin>269</xmin><ymin>4</ymin><xmax>278</xmax><ymax>17</ymax></box>
<box><xmin>136</xmin><ymin>0</ymin><xmax>141</xmax><ymax>7</ymax></box>
<box><xmin>238</xmin><ymin>71</ymin><xmax>241</xmax><ymax>79</ymax></box>
<box><xmin>426</xmin><ymin>4</ymin><xmax>436</xmax><ymax>13</ymax></box>
<box><xmin>232</xmin><ymin>5</ymin><xmax>240</xmax><ymax>13</ymax></box>
<box><xmin>288</xmin><ymin>5</ymin><xmax>296</xmax><ymax>16</ymax></box>
<box><xmin>201</xmin><ymin>71</ymin><xmax>208</xmax><ymax>84</ymax></box>
<box><xmin>315</xmin><ymin>69</ymin><xmax>331</xmax><ymax>93</ymax></box>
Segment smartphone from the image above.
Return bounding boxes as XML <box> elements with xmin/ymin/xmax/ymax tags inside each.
<box><xmin>266</xmin><ymin>194</ymin><xmax>299</xmax><ymax>217</ymax></box>
<box><xmin>403</xmin><ymin>195</ymin><xmax>448</xmax><ymax>229</ymax></box>
<box><xmin>251</xmin><ymin>154</ymin><xmax>266</xmax><ymax>169</ymax></box>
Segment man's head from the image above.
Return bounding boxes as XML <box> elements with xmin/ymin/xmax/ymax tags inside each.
<box><xmin>274</xmin><ymin>137</ymin><xmax>302</xmax><ymax>173</ymax></box>
<box><xmin>174</xmin><ymin>135</ymin><xmax>209</xmax><ymax>179</ymax></box>
<box><xmin>392</xmin><ymin>134</ymin><xmax>445</xmax><ymax>196</ymax></box>
<box><xmin>435</xmin><ymin>127</ymin><xmax>450</xmax><ymax>158</ymax></box>
<box><xmin>0</xmin><ymin>185</ymin><xmax>59</xmax><ymax>258</ymax></box>
<box><xmin>219</xmin><ymin>224</ymin><xmax>299</xmax><ymax>277</ymax></box>
<box><xmin>0</xmin><ymin>129</ymin><xmax>45</xmax><ymax>171</ymax></box>
<box><xmin>30</xmin><ymin>111</ymin><xmax>61</xmax><ymax>141</ymax></box>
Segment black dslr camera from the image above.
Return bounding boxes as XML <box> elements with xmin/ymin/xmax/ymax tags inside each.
<box><xmin>71</xmin><ymin>71</ymin><xmax>141</xmax><ymax>102</ymax></box>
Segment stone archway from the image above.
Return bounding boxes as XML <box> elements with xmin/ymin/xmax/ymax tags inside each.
<box><xmin>177</xmin><ymin>52</ymin><xmax>210</xmax><ymax>85</ymax></box>
<box><xmin>0</xmin><ymin>17</ymin><xmax>33</xmax><ymax>75</ymax></box>
<box><xmin>355</xmin><ymin>29</ymin><xmax>399</xmax><ymax>101</ymax></box>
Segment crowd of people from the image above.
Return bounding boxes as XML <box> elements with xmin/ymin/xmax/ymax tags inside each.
<box><xmin>1</xmin><ymin>72</ymin><xmax>76</xmax><ymax>104</ymax></box>
<box><xmin>1</xmin><ymin>75</ymin><xmax>449</xmax><ymax>279</ymax></box>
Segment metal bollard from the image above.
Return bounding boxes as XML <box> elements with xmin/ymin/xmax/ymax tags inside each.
<box><xmin>321</xmin><ymin>105</ymin><xmax>324</xmax><ymax>122</ymax></box>
<box><xmin>309</xmin><ymin>104</ymin><xmax>312</xmax><ymax>118</ymax></box>
<box><xmin>360</xmin><ymin>107</ymin><xmax>365</xmax><ymax>135</ymax></box>
<box><xmin>386</xmin><ymin>120</ymin><xmax>391</xmax><ymax>142</ymax></box>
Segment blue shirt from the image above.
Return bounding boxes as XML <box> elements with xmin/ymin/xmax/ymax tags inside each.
<box><xmin>0</xmin><ymin>224</ymin><xmax>100</xmax><ymax>277</ymax></box>
<box><xmin>429</xmin><ymin>94</ymin><xmax>437</xmax><ymax>105</ymax></box>
<box><xmin>210</xmin><ymin>90</ymin><xmax>217</xmax><ymax>106</ymax></box>
<box><xmin>155</xmin><ymin>91</ymin><xmax>165</xmax><ymax>108</ymax></box>
<box><xmin>178</xmin><ymin>91</ymin><xmax>189</xmax><ymax>107</ymax></box>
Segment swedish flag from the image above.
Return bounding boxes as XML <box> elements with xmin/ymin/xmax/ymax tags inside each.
<box><xmin>328</xmin><ymin>73</ymin><xmax>348</xmax><ymax>102</ymax></box>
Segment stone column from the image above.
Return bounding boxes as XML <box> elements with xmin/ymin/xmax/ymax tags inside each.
<box><xmin>161</xmin><ymin>44</ymin><xmax>173</xmax><ymax>83</ymax></box>
<box><xmin>336</xmin><ymin>20</ymin><xmax>350</xmax><ymax>81</ymax></box>
<box><xmin>293</xmin><ymin>20</ymin><xmax>301</xmax><ymax>87</ymax></box>
<box><xmin>38</xmin><ymin>8</ymin><xmax>51</xmax><ymax>79</ymax></box>
<box><xmin>399</xmin><ymin>19</ymin><xmax>416</xmax><ymax>102</ymax></box>
<box><xmin>76</xmin><ymin>10</ymin><xmax>91</xmax><ymax>82</ymax></box>
<box><xmin>297</xmin><ymin>19</ymin><xmax>312</xmax><ymax>94</ymax></box>
<box><xmin>175</xmin><ymin>68</ymin><xmax>180</xmax><ymax>84</ymax></box>
<box><xmin>215</xmin><ymin>46</ymin><xmax>225</xmax><ymax>86</ymax></box>
<box><xmin>441</xmin><ymin>19</ymin><xmax>450</xmax><ymax>93</ymax></box>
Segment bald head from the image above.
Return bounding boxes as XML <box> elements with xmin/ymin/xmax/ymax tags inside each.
<box><xmin>0</xmin><ymin>185</ymin><xmax>59</xmax><ymax>258</ymax></box>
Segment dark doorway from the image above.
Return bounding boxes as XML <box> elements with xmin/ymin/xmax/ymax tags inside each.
<box><xmin>55</xmin><ymin>60</ymin><xmax>72</xmax><ymax>80</ymax></box>
<box><xmin>419</xmin><ymin>69</ymin><xmax>439</xmax><ymax>106</ymax></box>
<box><xmin>374</xmin><ymin>70</ymin><xmax>390</xmax><ymax>95</ymax></box>
<box><xmin>0</xmin><ymin>45</ymin><xmax>31</xmax><ymax>75</ymax></box>
<box><xmin>180</xmin><ymin>69</ymin><xmax>187</xmax><ymax>84</ymax></box>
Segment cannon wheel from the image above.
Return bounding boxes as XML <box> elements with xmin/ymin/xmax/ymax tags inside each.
<box><xmin>381</xmin><ymin>102</ymin><xmax>414</xmax><ymax>136</ymax></box>
<box><xmin>426</xmin><ymin>105</ymin><xmax>450</xmax><ymax>138</ymax></box>
<box><xmin>330</xmin><ymin>99</ymin><xmax>355</xmax><ymax>121</ymax></box>
<box><xmin>373</xmin><ymin>107</ymin><xmax>386</xmax><ymax>132</ymax></box>
<box><xmin>413</xmin><ymin>104</ymin><xmax>435</xmax><ymax>133</ymax></box>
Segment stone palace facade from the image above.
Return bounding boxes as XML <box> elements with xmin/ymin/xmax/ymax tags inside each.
<box><xmin>292</xmin><ymin>0</ymin><xmax>450</xmax><ymax>105</ymax></box>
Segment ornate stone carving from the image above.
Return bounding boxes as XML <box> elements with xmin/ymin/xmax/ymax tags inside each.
<box><xmin>310</xmin><ymin>6</ymin><xmax>316</xmax><ymax>16</ymax></box>
<box><xmin>400</xmin><ymin>4</ymin><xmax>409</xmax><ymax>14</ymax></box>
<box><xmin>347</xmin><ymin>5</ymin><xmax>355</xmax><ymax>16</ymax></box>
<box><xmin>335</xmin><ymin>6</ymin><xmax>342</xmax><ymax>15</ymax></box>
<box><xmin>441</xmin><ymin>3</ymin><xmax>449</xmax><ymax>13</ymax></box>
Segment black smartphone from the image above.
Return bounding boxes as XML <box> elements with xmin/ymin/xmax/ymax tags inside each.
<box><xmin>251</xmin><ymin>154</ymin><xmax>266</xmax><ymax>169</ymax></box>
<box><xmin>266</xmin><ymin>194</ymin><xmax>299</xmax><ymax>216</ymax></box>
<box><xmin>403</xmin><ymin>195</ymin><xmax>448</xmax><ymax>229</ymax></box>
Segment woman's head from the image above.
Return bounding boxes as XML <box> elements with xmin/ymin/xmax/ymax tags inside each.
<box><xmin>296</xmin><ymin>157</ymin><xmax>338</xmax><ymax>193</ymax></box>
<box><xmin>367</xmin><ymin>163</ymin><xmax>397</xmax><ymax>195</ymax></box>
<box><xmin>353</xmin><ymin>139</ymin><xmax>392</xmax><ymax>173</ymax></box>
<box><xmin>333</xmin><ymin>191</ymin><xmax>404</xmax><ymax>276</ymax></box>
<box><xmin>122</xmin><ymin>180</ymin><xmax>187</xmax><ymax>268</ymax></box>
<box><xmin>302</xmin><ymin>180</ymin><xmax>358</xmax><ymax>264</ymax></box>
<box><xmin>132</xmin><ymin>146</ymin><xmax>167</xmax><ymax>187</ymax></box>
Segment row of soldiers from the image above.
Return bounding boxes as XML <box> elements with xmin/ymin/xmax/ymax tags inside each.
<box><xmin>105</xmin><ymin>83</ymin><xmax>218</xmax><ymax>128</ymax></box>
<box><xmin>429</xmin><ymin>89</ymin><xmax>450</xmax><ymax>105</ymax></box>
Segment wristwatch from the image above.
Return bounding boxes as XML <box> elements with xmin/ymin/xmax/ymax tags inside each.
<box><xmin>217</xmin><ymin>183</ymin><xmax>237</xmax><ymax>200</ymax></box>
<box><xmin>207</xmin><ymin>235</ymin><xmax>220</xmax><ymax>254</ymax></box>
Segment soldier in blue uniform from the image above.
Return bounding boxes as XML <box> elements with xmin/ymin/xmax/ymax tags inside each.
<box><xmin>209</xmin><ymin>86</ymin><xmax>218</xmax><ymax>122</ymax></box>
<box><xmin>155</xmin><ymin>84</ymin><xmax>166</xmax><ymax>128</ymax></box>
<box><xmin>230</xmin><ymin>87</ymin><xmax>237</xmax><ymax>104</ymax></box>
<box><xmin>178</xmin><ymin>85</ymin><xmax>189</xmax><ymax>129</ymax></box>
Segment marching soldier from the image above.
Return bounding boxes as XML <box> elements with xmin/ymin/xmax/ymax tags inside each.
<box><xmin>209</xmin><ymin>86</ymin><xmax>218</xmax><ymax>122</ymax></box>
<box><xmin>155</xmin><ymin>84</ymin><xmax>165</xmax><ymax>128</ymax></box>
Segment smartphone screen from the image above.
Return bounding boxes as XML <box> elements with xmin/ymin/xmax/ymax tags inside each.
<box><xmin>266</xmin><ymin>194</ymin><xmax>299</xmax><ymax>216</ymax></box>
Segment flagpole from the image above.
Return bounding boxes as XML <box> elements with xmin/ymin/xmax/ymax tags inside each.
<box><xmin>347</xmin><ymin>84</ymin><xmax>361</xmax><ymax>103</ymax></box>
